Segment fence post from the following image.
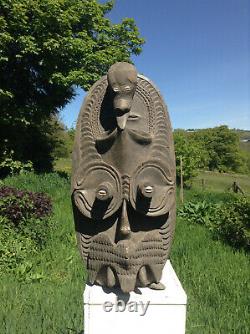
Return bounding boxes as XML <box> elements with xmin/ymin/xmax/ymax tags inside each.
<box><xmin>202</xmin><ymin>178</ymin><xmax>205</xmax><ymax>190</ymax></box>
<box><xmin>180</xmin><ymin>156</ymin><xmax>184</xmax><ymax>204</ymax></box>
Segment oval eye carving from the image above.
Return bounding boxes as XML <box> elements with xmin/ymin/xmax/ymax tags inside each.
<box><xmin>96</xmin><ymin>182</ymin><xmax>114</xmax><ymax>201</ymax></box>
<box><xmin>138</xmin><ymin>183</ymin><xmax>155</xmax><ymax>199</ymax></box>
<box><xmin>73</xmin><ymin>164</ymin><xmax>122</xmax><ymax>219</ymax></box>
<box><xmin>131</xmin><ymin>163</ymin><xmax>175</xmax><ymax>216</ymax></box>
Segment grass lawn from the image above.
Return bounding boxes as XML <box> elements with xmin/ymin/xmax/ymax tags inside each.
<box><xmin>0</xmin><ymin>173</ymin><xmax>85</xmax><ymax>334</ymax></box>
<box><xmin>172</xmin><ymin>219</ymin><xmax>249</xmax><ymax>333</ymax></box>
<box><xmin>192</xmin><ymin>171</ymin><xmax>250</xmax><ymax>195</ymax></box>
<box><xmin>0</xmin><ymin>172</ymin><xmax>249</xmax><ymax>333</ymax></box>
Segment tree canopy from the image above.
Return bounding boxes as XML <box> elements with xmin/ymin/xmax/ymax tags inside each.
<box><xmin>0</xmin><ymin>0</ymin><xmax>144</xmax><ymax>172</ymax></box>
<box><xmin>174</xmin><ymin>130</ymin><xmax>208</xmax><ymax>186</ymax></box>
<box><xmin>174</xmin><ymin>126</ymin><xmax>247</xmax><ymax>186</ymax></box>
<box><xmin>192</xmin><ymin>126</ymin><xmax>244</xmax><ymax>173</ymax></box>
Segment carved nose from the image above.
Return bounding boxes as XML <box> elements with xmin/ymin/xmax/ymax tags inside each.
<box><xmin>115</xmin><ymin>98</ymin><xmax>131</xmax><ymax>112</ymax></box>
<box><xmin>118</xmin><ymin>200</ymin><xmax>131</xmax><ymax>239</ymax></box>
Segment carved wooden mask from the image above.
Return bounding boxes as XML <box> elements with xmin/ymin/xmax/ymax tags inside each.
<box><xmin>71</xmin><ymin>62</ymin><xmax>176</xmax><ymax>293</ymax></box>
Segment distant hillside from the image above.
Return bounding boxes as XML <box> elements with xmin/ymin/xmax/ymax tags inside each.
<box><xmin>235</xmin><ymin>129</ymin><xmax>250</xmax><ymax>153</ymax></box>
<box><xmin>235</xmin><ymin>129</ymin><xmax>250</xmax><ymax>140</ymax></box>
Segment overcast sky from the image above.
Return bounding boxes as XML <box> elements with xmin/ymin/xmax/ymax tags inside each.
<box><xmin>60</xmin><ymin>0</ymin><xmax>249</xmax><ymax>130</ymax></box>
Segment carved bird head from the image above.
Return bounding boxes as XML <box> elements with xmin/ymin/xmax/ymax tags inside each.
<box><xmin>107</xmin><ymin>62</ymin><xmax>137</xmax><ymax>131</ymax></box>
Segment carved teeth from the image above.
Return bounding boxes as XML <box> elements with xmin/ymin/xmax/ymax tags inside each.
<box><xmin>138</xmin><ymin>266</ymin><xmax>148</xmax><ymax>287</ymax></box>
<box><xmin>149</xmin><ymin>265</ymin><xmax>162</xmax><ymax>283</ymax></box>
<box><xmin>118</xmin><ymin>275</ymin><xmax>136</xmax><ymax>293</ymax></box>
<box><xmin>88</xmin><ymin>270</ymin><xmax>97</xmax><ymax>284</ymax></box>
<box><xmin>106</xmin><ymin>267</ymin><xmax>116</xmax><ymax>288</ymax></box>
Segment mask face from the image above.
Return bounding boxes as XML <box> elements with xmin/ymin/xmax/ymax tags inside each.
<box><xmin>72</xmin><ymin>62</ymin><xmax>176</xmax><ymax>293</ymax></box>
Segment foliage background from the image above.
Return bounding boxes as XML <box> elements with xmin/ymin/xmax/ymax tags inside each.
<box><xmin>0</xmin><ymin>0</ymin><xmax>144</xmax><ymax>173</ymax></box>
<box><xmin>173</xmin><ymin>126</ymin><xmax>249</xmax><ymax>186</ymax></box>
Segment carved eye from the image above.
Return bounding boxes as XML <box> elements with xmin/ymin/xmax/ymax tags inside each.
<box><xmin>96</xmin><ymin>182</ymin><xmax>113</xmax><ymax>201</ymax></box>
<box><xmin>125</xmin><ymin>86</ymin><xmax>131</xmax><ymax>91</ymax></box>
<box><xmin>128</xmin><ymin>114</ymin><xmax>139</xmax><ymax>121</ymax></box>
<box><xmin>130</xmin><ymin>163</ymin><xmax>175</xmax><ymax>216</ymax></box>
<box><xmin>113</xmin><ymin>87</ymin><xmax>119</xmax><ymax>92</ymax></box>
<box><xmin>138</xmin><ymin>183</ymin><xmax>155</xmax><ymax>199</ymax></box>
<box><xmin>73</xmin><ymin>165</ymin><xmax>122</xmax><ymax>219</ymax></box>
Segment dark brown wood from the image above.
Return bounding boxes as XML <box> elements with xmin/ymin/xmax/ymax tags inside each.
<box><xmin>71</xmin><ymin>62</ymin><xmax>176</xmax><ymax>293</ymax></box>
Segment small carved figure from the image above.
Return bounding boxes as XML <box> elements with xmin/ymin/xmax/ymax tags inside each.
<box><xmin>71</xmin><ymin>62</ymin><xmax>176</xmax><ymax>293</ymax></box>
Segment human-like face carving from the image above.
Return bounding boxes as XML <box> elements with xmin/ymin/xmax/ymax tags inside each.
<box><xmin>73</xmin><ymin>161</ymin><xmax>175</xmax><ymax>293</ymax></box>
<box><xmin>107</xmin><ymin>62</ymin><xmax>137</xmax><ymax>131</ymax></box>
<box><xmin>72</xmin><ymin>64</ymin><xmax>176</xmax><ymax>293</ymax></box>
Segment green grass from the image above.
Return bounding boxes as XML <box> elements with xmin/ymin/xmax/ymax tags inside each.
<box><xmin>192</xmin><ymin>170</ymin><xmax>250</xmax><ymax>195</ymax></box>
<box><xmin>54</xmin><ymin>158</ymin><xmax>72</xmax><ymax>175</ymax></box>
<box><xmin>0</xmin><ymin>173</ymin><xmax>86</xmax><ymax>333</ymax></box>
<box><xmin>0</xmin><ymin>172</ymin><xmax>249</xmax><ymax>333</ymax></box>
<box><xmin>172</xmin><ymin>220</ymin><xmax>249</xmax><ymax>333</ymax></box>
<box><xmin>240</xmin><ymin>141</ymin><xmax>250</xmax><ymax>154</ymax></box>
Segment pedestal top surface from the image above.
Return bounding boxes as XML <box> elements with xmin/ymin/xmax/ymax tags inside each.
<box><xmin>84</xmin><ymin>260</ymin><xmax>187</xmax><ymax>305</ymax></box>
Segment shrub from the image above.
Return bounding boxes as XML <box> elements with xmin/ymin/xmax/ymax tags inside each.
<box><xmin>0</xmin><ymin>186</ymin><xmax>53</xmax><ymax>274</ymax></box>
<box><xmin>0</xmin><ymin>150</ymin><xmax>33</xmax><ymax>177</ymax></box>
<box><xmin>178</xmin><ymin>196</ymin><xmax>250</xmax><ymax>251</ymax></box>
<box><xmin>213</xmin><ymin>197</ymin><xmax>250</xmax><ymax>250</ymax></box>
<box><xmin>0</xmin><ymin>220</ymin><xmax>36</xmax><ymax>274</ymax></box>
<box><xmin>0</xmin><ymin>186</ymin><xmax>52</xmax><ymax>225</ymax></box>
<box><xmin>178</xmin><ymin>200</ymin><xmax>217</xmax><ymax>226</ymax></box>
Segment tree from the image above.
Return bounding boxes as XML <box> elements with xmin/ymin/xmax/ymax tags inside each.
<box><xmin>0</xmin><ymin>0</ymin><xmax>144</xmax><ymax>172</ymax></box>
<box><xmin>174</xmin><ymin>130</ymin><xmax>208</xmax><ymax>187</ymax></box>
<box><xmin>51</xmin><ymin>120</ymin><xmax>76</xmax><ymax>160</ymax></box>
<box><xmin>192</xmin><ymin>126</ymin><xmax>244</xmax><ymax>172</ymax></box>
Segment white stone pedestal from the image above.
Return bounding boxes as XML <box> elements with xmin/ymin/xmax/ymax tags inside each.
<box><xmin>83</xmin><ymin>260</ymin><xmax>187</xmax><ymax>334</ymax></box>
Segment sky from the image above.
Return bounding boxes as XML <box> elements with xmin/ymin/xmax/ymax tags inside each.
<box><xmin>60</xmin><ymin>0</ymin><xmax>249</xmax><ymax>130</ymax></box>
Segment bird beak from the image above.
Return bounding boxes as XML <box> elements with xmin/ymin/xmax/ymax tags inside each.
<box><xmin>116</xmin><ymin>112</ymin><xmax>129</xmax><ymax>131</ymax></box>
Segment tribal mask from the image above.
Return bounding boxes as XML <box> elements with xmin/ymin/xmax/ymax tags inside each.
<box><xmin>71</xmin><ymin>62</ymin><xmax>176</xmax><ymax>293</ymax></box>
